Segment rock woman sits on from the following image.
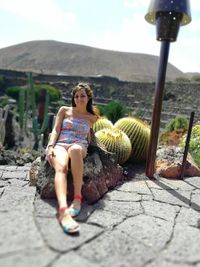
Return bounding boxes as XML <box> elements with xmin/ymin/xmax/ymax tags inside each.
<box><xmin>46</xmin><ymin>82</ymin><xmax>98</xmax><ymax>234</ymax></box>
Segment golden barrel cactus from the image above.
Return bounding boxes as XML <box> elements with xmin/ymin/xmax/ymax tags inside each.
<box><xmin>93</xmin><ymin>117</ymin><xmax>113</xmax><ymax>133</ymax></box>
<box><xmin>95</xmin><ymin>128</ymin><xmax>132</xmax><ymax>165</ymax></box>
<box><xmin>114</xmin><ymin>117</ymin><xmax>150</xmax><ymax>162</ymax></box>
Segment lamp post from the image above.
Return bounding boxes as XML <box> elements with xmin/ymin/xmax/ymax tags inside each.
<box><xmin>145</xmin><ymin>0</ymin><xmax>191</xmax><ymax>178</ymax></box>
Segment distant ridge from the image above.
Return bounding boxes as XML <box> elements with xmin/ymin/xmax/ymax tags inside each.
<box><xmin>0</xmin><ymin>40</ymin><xmax>185</xmax><ymax>82</ymax></box>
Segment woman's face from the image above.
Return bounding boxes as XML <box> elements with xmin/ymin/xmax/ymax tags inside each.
<box><xmin>74</xmin><ymin>89</ymin><xmax>89</xmax><ymax>107</ymax></box>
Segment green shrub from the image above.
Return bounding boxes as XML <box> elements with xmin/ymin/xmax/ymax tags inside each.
<box><xmin>6</xmin><ymin>86</ymin><xmax>22</xmax><ymax>100</ymax></box>
<box><xmin>179</xmin><ymin>125</ymin><xmax>200</xmax><ymax>168</ymax></box>
<box><xmin>159</xmin><ymin>116</ymin><xmax>189</xmax><ymax>146</ymax></box>
<box><xmin>164</xmin><ymin>115</ymin><xmax>189</xmax><ymax>133</ymax></box>
<box><xmin>175</xmin><ymin>77</ymin><xmax>191</xmax><ymax>83</ymax></box>
<box><xmin>34</xmin><ymin>84</ymin><xmax>61</xmax><ymax>101</ymax></box>
<box><xmin>6</xmin><ymin>84</ymin><xmax>61</xmax><ymax>102</ymax></box>
<box><xmin>0</xmin><ymin>95</ymin><xmax>10</xmax><ymax>108</ymax></box>
<box><xmin>191</xmin><ymin>75</ymin><xmax>200</xmax><ymax>82</ymax></box>
<box><xmin>0</xmin><ymin>75</ymin><xmax>6</xmax><ymax>89</ymax></box>
<box><xmin>97</xmin><ymin>100</ymin><xmax>127</xmax><ymax>124</ymax></box>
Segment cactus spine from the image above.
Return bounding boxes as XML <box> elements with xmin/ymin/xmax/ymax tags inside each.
<box><xmin>114</xmin><ymin>117</ymin><xmax>150</xmax><ymax>162</ymax></box>
<box><xmin>95</xmin><ymin>128</ymin><xmax>132</xmax><ymax>164</ymax></box>
<box><xmin>93</xmin><ymin>117</ymin><xmax>113</xmax><ymax>133</ymax></box>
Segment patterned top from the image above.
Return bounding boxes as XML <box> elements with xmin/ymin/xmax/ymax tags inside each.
<box><xmin>56</xmin><ymin>117</ymin><xmax>90</xmax><ymax>148</ymax></box>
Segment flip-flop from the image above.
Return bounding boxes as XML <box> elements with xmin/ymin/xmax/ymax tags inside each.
<box><xmin>69</xmin><ymin>195</ymin><xmax>82</xmax><ymax>217</ymax></box>
<box><xmin>58</xmin><ymin>206</ymin><xmax>80</xmax><ymax>234</ymax></box>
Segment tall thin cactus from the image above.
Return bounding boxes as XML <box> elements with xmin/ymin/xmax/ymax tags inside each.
<box><xmin>0</xmin><ymin>105</ymin><xmax>9</xmax><ymax>147</ymax></box>
<box><xmin>18</xmin><ymin>72</ymin><xmax>50</xmax><ymax>149</ymax></box>
<box><xmin>27</xmin><ymin>72</ymin><xmax>50</xmax><ymax>149</ymax></box>
<box><xmin>18</xmin><ymin>88</ymin><xmax>25</xmax><ymax>130</ymax></box>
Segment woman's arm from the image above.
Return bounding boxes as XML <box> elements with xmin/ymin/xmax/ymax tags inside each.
<box><xmin>47</xmin><ymin>106</ymin><xmax>67</xmax><ymax>147</ymax></box>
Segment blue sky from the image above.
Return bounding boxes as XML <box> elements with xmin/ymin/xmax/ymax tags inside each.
<box><xmin>0</xmin><ymin>0</ymin><xmax>199</xmax><ymax>73</ymax></box>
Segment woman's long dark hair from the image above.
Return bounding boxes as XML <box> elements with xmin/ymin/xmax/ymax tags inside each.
<box><xmin>71</xmin><ymin>82</ymin><xmax>99</xmax><ymax>116</ymax></box>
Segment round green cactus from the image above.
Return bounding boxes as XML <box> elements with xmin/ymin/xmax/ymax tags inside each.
<box><xmin>95</xmin><ymin>128</ymin><xmax>132</xmax><ymax>165</ymax></box>
<box><xmin>93</xmin><ymin>117</ymin><xmax>113</xmax><ymax>133</ymax></box>
<box><xmin>114</xmin><ymin>117</ymin><xmax>150</xmax><ymax>162</ymax></box>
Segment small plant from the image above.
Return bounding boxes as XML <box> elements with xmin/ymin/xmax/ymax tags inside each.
<box><xmin>0</xmin><ymin>95</ymin><xmax>10</xmax><ymax>108</ymax></box>
<box><xmin>179</xmin><ymin>124</ymin><xmax>200</xmax><ymax>168</ymax></box>
<box><xmin>97</xmin><ymin>100</ymin><xmax>128</xmax><ymax>124</ymax></box>
<box><xmin>159</xmin><ymin>115</ymin><xmax>189</xmax><ymax>146</ymax></box>
<box><xmin>164</xmin><ymin>115</ymin><xmax>189</xmax><ymax>133</ymax></box>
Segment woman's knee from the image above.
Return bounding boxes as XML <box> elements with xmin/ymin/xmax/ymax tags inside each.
<box><xmin>55</xmin><ymin>163</ymin><xmax>68</xmax><ymax>173</ymax></box>
<box><xmin>68</xmin><ymin>144</ymin><xmax>83</xmax><ymax>157</ymax></box>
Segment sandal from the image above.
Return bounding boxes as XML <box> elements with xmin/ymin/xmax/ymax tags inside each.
<box><xmin>69</xmin><ymin>195</ymin><xmax>82</xmax><ymax>217</ymax></box>
<box><xmin>58</xmin><ymin>206</ymin><xmax>80</xmax><ymax>234</ymax></box>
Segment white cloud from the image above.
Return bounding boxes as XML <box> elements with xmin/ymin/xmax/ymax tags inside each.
<box><xmin>0</xmin><ymin>0</ymin><xmax>77</xmax><ymax>32</ymax></box>
<box><xmin>84</xmin><ymin>1</ymin><xmax>159</xmax><ymax>55</ymax></box>
<box><xmin>86</xmin><ymin>12</ymin><xmax>160</xmax><ymax>57</ymax></box>
<box><xmin>0</xmin><ymin>0</ymin><xmax>198</xmax><ymax>72</ymax></box>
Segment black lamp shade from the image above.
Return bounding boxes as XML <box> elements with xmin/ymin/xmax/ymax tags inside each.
<box><xmin>145</xmin><ymin>0</ymin><xmax>191</xmax><ymax>41</ymax></box>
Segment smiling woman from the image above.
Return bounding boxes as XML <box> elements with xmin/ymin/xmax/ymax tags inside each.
<box><xmin>45</xmin><ymin>82</ymin><xmax>98</xmax><ymax>234</ymax></box>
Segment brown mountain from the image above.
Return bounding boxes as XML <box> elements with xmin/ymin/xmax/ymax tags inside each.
<box><xmin>0</xmin><ymin>40</ymin><xmax>184</xmax><ymax>81</ymax></box>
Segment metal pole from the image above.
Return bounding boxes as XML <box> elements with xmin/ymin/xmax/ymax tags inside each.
<box><xmin>145</xmin><ymin>41</ymin><xmax>170</xmax><ymax>178</ymax></box>
<box><xmin>180</xmin><ymin>111</ymin><xmax>195</xmax><ymax>179</ymax></box>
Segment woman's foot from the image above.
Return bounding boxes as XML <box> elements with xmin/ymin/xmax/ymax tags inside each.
<box><xmin>69</xmin><ymin>195</ymin><xmax>82</xmax><ymax>217</ymax></box>
<box><xmin>58</xmin><ymin>206</ymin><xmax>80</xmax><ymax>233</ymax></box>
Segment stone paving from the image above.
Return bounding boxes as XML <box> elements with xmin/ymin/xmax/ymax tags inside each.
<box><xmin>0</xmin><ymin>164</ymin><xmax>200</xmax><ymax>267</ymax></box>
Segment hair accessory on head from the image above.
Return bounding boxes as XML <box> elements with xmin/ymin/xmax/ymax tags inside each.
<box><xmin>77</xmin><ymin>82</ymin><xmax>89</xmax><ymax>89</ymax></box>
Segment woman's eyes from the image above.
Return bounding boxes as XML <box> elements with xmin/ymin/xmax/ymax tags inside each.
<box><xmin>74</xmin><ymin>95</ymin><xmax>86</xmax><ymax>98</ymax></box>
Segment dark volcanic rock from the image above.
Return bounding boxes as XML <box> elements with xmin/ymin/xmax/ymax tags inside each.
<box><xmin>0</xmin><ymin>147</ymin><xmax>40</xmax><ymax>166</ymax></box>
<box><xmin>156</xmin><ymin>146</ymin><xmax>200</xmax><ymax>178</ymax></box>
<box><xmin>30</xmin><ymin>151</ymin><xmax>125</xmax><ymax>204</ymax></box>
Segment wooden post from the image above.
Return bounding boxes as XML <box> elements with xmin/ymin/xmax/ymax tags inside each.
<box><xmin>145</xmin><ymin>41</ymin><xmax>170</xmax><ymax>178</ymax></box>
<box><xmin>180</xmin><ymin>111</ymin><xmax>195</xmax><ymax>179</ymax></box>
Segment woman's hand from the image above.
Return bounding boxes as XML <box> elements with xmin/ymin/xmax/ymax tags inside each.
<box><xmin>47</xmin><ymin>147</ymin><xmax>55</xmax><ymax>166</ymax></box>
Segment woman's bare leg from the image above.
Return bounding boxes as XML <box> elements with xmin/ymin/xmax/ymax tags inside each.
<box><xmin>52</xmin><ymin>146</ymin><xmax>69</xmax><ymax>208</ymax></box>
<box><xmin>68</xmin><ymin>144</ymin><xmax>87</xmax><ymax>195</ymax></box>
<box><xmin>68</xmin><ymin>144</ymin><xmax>87</xmax><ymax>211</ymax></box>
<box><xmin>52</xmin><ymin>146</ymin><xmax>79</xmax><ymax>230</ymax></box>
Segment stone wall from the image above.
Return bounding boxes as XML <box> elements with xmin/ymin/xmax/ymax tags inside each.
<box><xmin>1</xmin><ymin>69</ymin><xmax>200</xmax><ymax>128</ymax></box>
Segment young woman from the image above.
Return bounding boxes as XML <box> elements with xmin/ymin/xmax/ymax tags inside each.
<box><xmin>46</xmin><ymin>82</ymin><xmax>98</xmax><ymax>234</ymax></box>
